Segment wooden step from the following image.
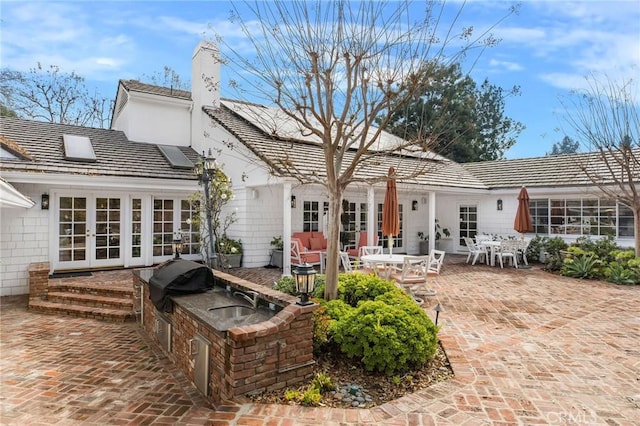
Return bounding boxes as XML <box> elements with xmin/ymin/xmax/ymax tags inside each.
<box><xmin>47</xmin><ymin>291</ymin><xmax>134</xmax><ymax>310</ymax></box>
<box><xmin>29</xmin><ymin>300</ymin><xmax>136</xmax><ymax>323</ymax></box>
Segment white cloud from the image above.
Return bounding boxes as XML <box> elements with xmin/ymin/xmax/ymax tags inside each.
<box><xmin>488</xmin><ymin>59</ymin><xmax>524</xmax><ymax>72</ymax></box>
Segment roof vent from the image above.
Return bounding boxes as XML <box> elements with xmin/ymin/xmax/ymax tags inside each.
<box><xmin>157</xmin><ymin>145</ymin><xmax>193</xmax><ymax>169</ymax></box>
<box><xmin>63</xmin><ymin>134</ymin><xmax>97</xmax><ymax>162</ymax></box>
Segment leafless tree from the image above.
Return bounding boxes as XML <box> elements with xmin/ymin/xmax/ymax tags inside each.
<box><xmin>213</xmin><ymin>0</ymin><xmax>518</xmax><ymax>299</ymax></box>
<box><xmin>0</xmin><ymin>63</ymin><xmax>112</xmax><ymax>128</ymax></box>
<box><xmin>562</xmin><ymin>74</ymin><xmax>640</xmax><ymax>255</ymax></box>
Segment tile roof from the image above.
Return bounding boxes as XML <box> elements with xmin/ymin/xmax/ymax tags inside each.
<box><xmin>0</xmin><ymin>117</ymin><xmax>200</xmax><ymax>180</ymax></box>
<box><xmin>204</xmin><ymin>104</ymin><xmax>487</xmax><ymax>190</ymax></box>
<box><xmin>463</xmin><ymin>149</ymin><xmax>640</xmax><ymax>189</ymax></box>
<box><xmin>119</xmin><ymin>80</ymin><xmax>192</xmax><ymax>100</ymax></box>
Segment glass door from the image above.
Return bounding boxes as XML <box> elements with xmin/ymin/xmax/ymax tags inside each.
<box><xmin>57</xmin><ymin>196</ymin><xmax>90</xmax><ymax>269</ymax></box>
<box><xmin>459</xmin><ymin>205</ymin><xmax>478</xmax><ymax>249</ymax></box>
<box><xmin>56</xmin><ymin>195</ymin><xmax>123</xmax><ymax>269</ymax></box>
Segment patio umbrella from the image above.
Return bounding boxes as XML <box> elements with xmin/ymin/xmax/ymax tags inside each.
<box><xmin>514</xmin><ymin>186</ymin><xmax>533</xmax><ymax>235</ymax></box>
<box><xmin>382</xmin><ymin>167</ymin><xmax>400</xmax><ymax>255</ymax></box>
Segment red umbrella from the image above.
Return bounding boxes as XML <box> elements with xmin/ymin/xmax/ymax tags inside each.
<box><xmin>514</xmin><ymin>186</ymin><xmax>533</xmax><ymax>234</ymax></box>
<box><xmin>382</xmin><ymin>167</ymin><xmax>400</xmax><ymax>254</ymax></box>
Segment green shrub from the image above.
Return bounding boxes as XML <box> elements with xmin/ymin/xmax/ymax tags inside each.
<box><xmin>574</xmin><ymin>235</ymin><xmax>618</xmax><ymax>264</ymax></box>
<box><xmin>544</xmin><ymin>236</ymin><xmax>569</xmax><ymax>271</ymax></box>
<box><xmin>561</xmin><ymin>253</ymin><xmax>599</xmax><ymax>279</ymax></box>
<box><xmin>338</xmin><ymin>273</ymin><xmax>398</xmax><ymax>307</ymax></box>
<box><xmin>604</xmin><ymin>262</ymin><xmax>638</xmax><ymax>285</ymax></box>
<box><xmin>300</xmin><ymin>387</ymin><xmax>322</xmax><ymax>406</ymax></box>
<box><xmin>525</xmin><ymin>235</ymin><xmax>546</xmax><ymax>263</ymax></box>
<box><xmin>310</xmin><ymin>372</ymin><xmax>336</xmax><ymax>393</ymax></box>
<box><xmin>333</xmin><ymin>299</ymin><xmax>438</xmax><ymax>375</ymax></box>
<box><xmin>272</xmin><ymin>276</ymin><xmax>297</xmax><ymax>295</ymax></box>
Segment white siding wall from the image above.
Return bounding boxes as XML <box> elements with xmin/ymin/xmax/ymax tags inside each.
<box><xmin>0</xmin><ymin>183</ymin><xmax>49</xmax><ymax>296</ymax></box>
<box><xmin>113</xmin><ymin>97</ymin><xmax>191</xmax><ymax>146</ymax></box>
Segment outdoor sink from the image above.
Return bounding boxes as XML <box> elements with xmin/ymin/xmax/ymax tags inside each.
<box><xmin>207</xmin><ymin>305</ymin><xmax>256</xmax><ymax>319</ymax></box>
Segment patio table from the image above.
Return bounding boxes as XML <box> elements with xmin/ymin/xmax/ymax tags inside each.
<box><xmin>479</xmin><ymin>241</ymin><xmax>501</xmax><ymax>266</ymax></box>
<box><xmin>360</xmin><ymin>253</ymin><xmax>407</xmax><ymax>279</ymax></box>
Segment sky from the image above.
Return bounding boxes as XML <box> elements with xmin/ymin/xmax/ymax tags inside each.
<box><xmin>1</xmin><ymin>0</ymin><xmax>639</xmax><ymax>160</ymax></box>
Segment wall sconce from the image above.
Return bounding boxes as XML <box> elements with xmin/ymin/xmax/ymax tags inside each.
<box><xmin>412</xmin><ymin>200</ymin><xmax>418</xmax><ymax>211</ymax></box>
<box><xmin>290</xmin><ymin>195</ymin><xmax>296</xmax><ymax>208</ymax></box>
<box><xmin>293</xmin><ymin>263</ymin><xmax>316</xmax><ymax>306</ymax></box>
<box><xmin>497</xmin><ymin>199</ymin><xmax>503</xmax><ymax>211</ymax></box>
<box><xmin>41</xmin><ymin>193</ymin><xmax>50</xmax><ymax>210</ymax></box>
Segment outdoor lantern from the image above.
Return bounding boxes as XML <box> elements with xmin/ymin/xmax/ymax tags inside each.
<box><xmin>293</xmin><ymin>263</ymin><xmax>316</xmax><ymax>306</ymax></box>
<box><xmin>433</xmin><ymin>303</ymin><xmax>444</xmax><ymax>325</ymax></box>
<box><xmin>41</xmin><ymin>193</ymin><xmax>49</xmax><ymax>210</ymax></box>
<box><xmin>290</xmin><ymin>195</ymin><xmax>296</xmax><ymax>208</ymax></box>
<box><xmin>497</xmin><ymin>199</ymin><xmax>503</xmax><ymax>211</ymax></box>
<box><xmin>172</xmin><ymin>234</ymin><xmax>183</xmax><ymax>259</ymax></box>
<box><xmin>199</xmin><ymin>149</ymin><xmax>217</xmax><ymax>268</ymax></box>
<box><xmin>412</xmin><ymin>200</ymin><xmax>418</xmax><ymax>211</ymax></box>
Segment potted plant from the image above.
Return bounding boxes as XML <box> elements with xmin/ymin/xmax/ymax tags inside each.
<box><xmin>215</xmin><ymin>235</ymin><xmax>243</xmax><ymax>269</ymax></box>
<box><xmin>270</xmin><ymin>235</ymin><xmax>284</xmax><ymax>268</ymax></box>
<box><xmin>418</xmin><ymin>232</ymin><xmax>429</xmax><ymax>255</ymax></box>
<box><xmin>435</xmin><ymin>219</ymin><xmax>451</xmax><ymax>250</ymax></box>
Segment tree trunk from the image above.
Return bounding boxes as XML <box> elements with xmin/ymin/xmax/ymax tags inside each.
<box><xmin>323</xmin><ymin>186</ymin><xmax>343</xmax><ymax>301</ymax></box>
<box><xmin>634</xmin><ymin>203</ymin><xmax>640</xmax><ymax>257</ymax></box>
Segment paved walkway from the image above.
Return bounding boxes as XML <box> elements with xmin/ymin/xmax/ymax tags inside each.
<box><xmin>1</xmin><ymin>260</ymin><xmax>639</xmax><ymax>425</ymax></box>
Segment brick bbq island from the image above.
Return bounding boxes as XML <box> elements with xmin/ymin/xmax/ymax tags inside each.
<box><xmin>134</xmin><ymin>264</ymin><xmax>317</xmax><ymax>405</ymax></box>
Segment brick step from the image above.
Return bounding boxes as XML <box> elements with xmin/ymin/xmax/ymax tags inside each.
<box><xmin>47</xmin><ymin>291</ymin><xmax>134</xmax><ymax>310</ymax></box>
<box><xmin>29</xmin><ymin>300</ymin><xmax>136</xmax><ymax>323</ymax></box>
<box><xmin>48</xmin><ymin>282</ymin><xmax>134</xmax><ymax>299</ymax></box>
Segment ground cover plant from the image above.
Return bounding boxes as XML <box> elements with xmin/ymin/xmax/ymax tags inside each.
<box><xmin>252</xmin><ymin>273</ymin><xmax>452</xmax><ymax>408</ymax></box>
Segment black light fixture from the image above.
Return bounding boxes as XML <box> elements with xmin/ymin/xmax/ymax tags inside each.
<box><xmin>41</xmin><ymin>193</ymin><xmax>49</xmax><ymax>210</ymax></box>
<box><xmin>290</xmin><ymin>195</ymin><xmax>296</xmax><ymax>208</ymax></box>
<box><xmin>497</xmin><ymin>199</ymin><xmax>503</xmax><ymax>211</ymax></box>
<box><xmin>293</xmin><ymin>263</ymin><xmax>316</xmax><ymax>306</ymax></box>
<box><xmin>198</xmin><ymin>149</ymin><xmax>217</xmax><ymax>267</ymax></box>
<box><xmin>412</xmin><ymin>200</ymin><xmax>418</xmax><ymax>211</ymax></box>
<box><xmin>433</xmin><ymin>303</ymin><xmax>444</xmax><ymax>326</ymax></box>
<box><xmin>172</xmin><ymin>233</ymin><xmax>183</xmax><ymax>259</ymax></box>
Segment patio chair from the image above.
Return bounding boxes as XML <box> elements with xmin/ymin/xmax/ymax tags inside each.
<box><xmin>463</xmin><ymin>237</ymin><xmax>487</xmax><ymax>265</ymax></box>
<box><xmin>391</xmin><ymin>255</ymin><xmax>437</xmax><ymax>297</ymax></box>
<box><xmin>517</xmin><ymin>239</ymin><xmax>530</xmax><ymax>266</ymax></box>
<box><xmin>345</xmin><ymin>232</ymin><xmax>378</xmax><ymax>259</ymax></box>
<box><xmin>339</xmin><ymin>251</ymin><xmax>376</xmax><ymax>274</ymax></box>
<box><xmin>496</xmin><ymin>240</ymin><xmax>519</xmax><ymax>269</ymax></box>
<box><xmin>427</xmin><ymin>249</ymin><xmax>446</xmax><ymax>275</ymax></box>
<box><xmin>291</xmin><ymin>239</ymin><xmax>321</xmax><ymax>269</ymax></box>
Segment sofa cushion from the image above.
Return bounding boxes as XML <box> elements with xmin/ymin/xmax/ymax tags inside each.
<box><xmin>292</xmin><ymin>232</ymin><xmax>314</xmax><ymax>249</ymax></box>
<box><xmin>309</xmin><ymin>237</ymin><xmax>324</xmax><ymax>251</ymax></box>
<box><xmin>312</xmin><ymin>232</ymin><xmax>328</xmax><ymax>249</ymax></box>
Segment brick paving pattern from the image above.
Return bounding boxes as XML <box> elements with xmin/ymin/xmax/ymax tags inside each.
<box><xmin>1</xmin><ymin>259</ymin><xmax>639</xmax><ymax>425</ymax></box>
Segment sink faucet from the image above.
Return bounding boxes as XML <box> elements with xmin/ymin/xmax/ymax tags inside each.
<box><xmin>234</xmin><ymin>291</ymin><xmax>259</xmax><ymax>309</ymax></box>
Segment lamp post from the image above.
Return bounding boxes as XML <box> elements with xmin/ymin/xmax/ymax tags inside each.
<box><xmin>433</xmin><ymin>303</ymin><xmax>444</xmax><ymax>326</ymax></box>
<box><xmin>292</xmin><ymin>263</ymin><xmax>317</xmax><ymax>306</ymax></box>
<box><xmin>199</xmin><ymin>149</ymin><xmax>217</xmax><ymax>268</ymax></box>
<box><xmin>172</xmin><ymin>231</ymin><xmax>183</xmax><ymax>259</ymax></box>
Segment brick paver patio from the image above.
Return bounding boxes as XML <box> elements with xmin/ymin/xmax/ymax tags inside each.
<box><xmin>1</xmin><ymin>260</ymin><xmax>639</xmax><ymax>425</ymax></box>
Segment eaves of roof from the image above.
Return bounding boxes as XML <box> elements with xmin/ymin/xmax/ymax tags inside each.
<box><xmin>120</xmin><ymin>80</ymin><xmax>192</xmax><ymax>100</ymax></box>
<box><xmin>0</xmin><ymin>117</ymin><xmax>199</xmax><ymax>181</ymax></box>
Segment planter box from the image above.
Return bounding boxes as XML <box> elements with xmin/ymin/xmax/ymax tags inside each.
<box><xmin>419</xmin><ymin>241</ymin><xmax>429</xmax><ymax>255</ymax></box>
<box><xmin>271</xmin><ymin>250</ymin><xmax>283</xmax><ymax>268</ymax></box>
<box><xmin>213</xmin><ymin>254</ymin><xmax>242</xmax><ymax>269</ymax></box>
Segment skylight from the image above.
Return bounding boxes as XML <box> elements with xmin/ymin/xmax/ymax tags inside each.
<box><xmin>157</xmin><ymin>145</ymin><xmax>193</xmax><ymax>169</ymax></box>
<box><xmin>63</xmin><ymin>134</ymin><xmax>97</xmax><ymax>162</ymax></box>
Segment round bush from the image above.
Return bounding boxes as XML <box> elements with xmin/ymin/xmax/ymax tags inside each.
<box><xmin>338</xmin><ymin>273</ymin><xmax>398</xmax><ymax>307</ymax></box>
<box><xmin>333</xmin><ymin>299</ymin><xmax>439</xmax><ymax>375</ymax></box>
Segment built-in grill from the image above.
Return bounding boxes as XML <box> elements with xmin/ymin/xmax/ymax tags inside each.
<box><xmin>149</xmin><ymin>259</ymin><xmax>214</xmax><ymax>312</ymax></box>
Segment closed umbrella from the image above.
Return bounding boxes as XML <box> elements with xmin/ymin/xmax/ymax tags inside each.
<box><xmin>382</xmin><ymin>167</ymin><xmax>400</xmax><ymax>255</ymax></box>
<box><xmin>514</xmin><ymin>186</ymin><xmax>533</xmax><ymax>235</ymax></box>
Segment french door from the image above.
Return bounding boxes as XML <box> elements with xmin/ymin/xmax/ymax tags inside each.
<box><xmin>56</xmin><ymin>195</ymin><xmax>123</xmax><ymax>269</ymax></box>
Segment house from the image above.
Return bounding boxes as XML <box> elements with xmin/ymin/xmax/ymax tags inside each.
<box><xmin>1</xmin><ymin>41</ymin><xmax>636</xmax><ymax>296</ymax></box>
